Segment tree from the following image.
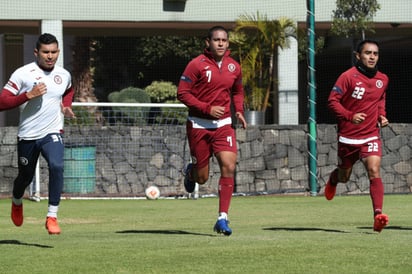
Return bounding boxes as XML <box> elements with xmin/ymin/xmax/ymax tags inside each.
<box><xmin>72</xmin><ymin>37</ymin><xmax>97</xmax><ymax>103</ymax></box>
<box><xmin>107</xmin><ymin>87</ymin><xmax>151</xmax><ymax>126</ymax></box>
<box><xmin>231</xmin><ymin>12</ymin><xmax>296</xmax><ymax>119</ymax></box>
<box><xmin>71</xmin><ymin>37</ymin><xmax>102</xmax><ymax>124</ymax></box>
<box><xmin>331</xmin><ymin>0</ymin><xmax>381</xmax><ymax>40</ymax></box>
<box><xmin>91</xmin><ymin>36</ymin><xmax>203</xmax><ymax>102</ymax></box>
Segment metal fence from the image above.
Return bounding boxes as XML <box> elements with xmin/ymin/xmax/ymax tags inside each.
<box><xmin>29</xmin><ymin>102</ymin><xmax>191</xmax><ymax>200</ymax></box>
<box><xmin>1</xmin><ymin>102</ymin><xmax>409</xmax><ymax>200</ymax></box>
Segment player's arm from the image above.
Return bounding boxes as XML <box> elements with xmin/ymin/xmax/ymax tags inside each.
<box><xmin>0</xmin><ymin>82</ymin><xmax>47</xmax><ymax>111</ymax></box>
<box><xmin>61</xmin><ymin>86</ymin><xmax>76</xmax><ymax>118</ymax></box>
<box><xmin>177</xmin><ymin>63</ymin><xmax>211</xmax><ymax>115</ymax></box>
<box><xmin>378</xmin><ymin>88</ymin><xmax>388</xmax><ymax>127</ymax></box>
<box><xmin>231</xmin><ymin>72</ymin><xmax>245</xmax><ymax>115</ymax></box>
<box><xmin>327</xmin><ymin>74</ymin><xmax>356</xmax><ymax>121</ymax></box>
<box><xmin>62</xmin><ymin>86</ymin><xmax>74</xmax><ymax>108</ymax></box>
<box><xmin>328</xmin><ymin>88</ymin><xmax>352</xmax><ymax>120</ymax></box>
<box><xmin>0</xmin><ymin>89</ymin><xmax>29</xmax><ymax>111</ymax></box>
<box><xmin>232</xmin><ymin>71</ymin><xmax>246</xmax><ymax>129</ymax></box>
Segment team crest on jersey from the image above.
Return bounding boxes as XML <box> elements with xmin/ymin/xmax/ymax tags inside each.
<box><xmin>228</xmin><ymin>63</ymin><xmax>236</xmax><ymax>72</ymax></box>
<box><xmin>376</xmin><ymin>80</ymin><xmax>383</xmax><ymax>88</ymax></box>
<box><xmin>54</xmin><ymin>75</ymin><xmax>62</xmax><ymax>85</ymax></box>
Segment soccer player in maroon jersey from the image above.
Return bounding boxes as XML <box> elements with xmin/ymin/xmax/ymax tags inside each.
<box><xmin>325</xmin><ymin>39</ymin><xmax>389</xmax><ymax>232</ymax></box>
<box><xmin>177</xmin><ymin>26</ymin><xmax>247</xmax><ymax>236</ymax></box>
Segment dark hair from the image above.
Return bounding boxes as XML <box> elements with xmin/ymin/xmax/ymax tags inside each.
<box><xmin>356</xmin><ymin>39</ymin><xmax>379</xmax><ymax>53</ymax></box>
<box><xmin>207</xmin><ymin>26</ymin><xmax>229</xmax><ymax>40</ymax></box>
<box><xmin>36</xmin><ymin>33</ymin><xmax>59</xmax><ymax>50</ymax></box>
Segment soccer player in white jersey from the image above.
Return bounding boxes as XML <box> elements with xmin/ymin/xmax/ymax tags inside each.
<box><xmin>0</xmin><ymin>33</ymin><xmax>75</xmax><ymax>234</ymax></box>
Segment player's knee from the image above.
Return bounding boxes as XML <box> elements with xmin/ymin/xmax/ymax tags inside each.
<box><xmin>338</xmin><ymin>173</ymin><xmax>350</xmax><ymax>183</ymax></box>
<box><xmin>49</xmin><ymin>161</ymin><xmax>64</xmax><ymax>174</ymax></box>
<box><xmin>197</xmin><ymin>175</ymin><xmax>208</xmax><ymax>184</ymax></box>
<box><xmin>221</xmin><ymin>162</ymin><xmax>236</xmax><ymax>175</ymax></box>
<box><xmin>367</xmin><ymin>167</ymin><xmax>380</xmax><ymax>178</ymax></box>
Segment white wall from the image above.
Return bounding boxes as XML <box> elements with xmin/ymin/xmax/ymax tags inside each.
<box><xmin>0</xmin><ymin>0</ymin><xmax>410</xmax><ymax>23</ymax></box>
<box><xmin>278</xmin><ymin>38</ymin><xmax>299</xmax><ymax>125</ymax></box>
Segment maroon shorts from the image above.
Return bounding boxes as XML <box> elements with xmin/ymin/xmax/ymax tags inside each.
<box><xmin>337</xmin><ymin>139</ymin><xmax>382</xmax><ymax>169</ymax></box>
<box><xmin>186</xmin><ymin>122</ymin><xmax>237</xmax><ymax>168</ymax></box>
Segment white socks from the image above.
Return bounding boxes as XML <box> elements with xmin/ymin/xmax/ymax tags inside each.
<box><xmin>12</xmin><ymin>197</ymin><xmax>22</xmax><ymax>206</ymax></box>
<box><xmin>47</xmin><ymin>205</ymin><xmax>59</xmax><ymax>218</ymax></box>
<box><xmin>218</xmin><ymin>212</ymin><xmax>228</xmax><ymax>220</ymax></box>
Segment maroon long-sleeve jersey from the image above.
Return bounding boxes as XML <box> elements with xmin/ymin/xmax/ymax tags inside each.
<box><xmin>177</xmin><ymin>49</ymin><xmax>244</xmax><ymax>120</ymax></box>
<box><xmin>328</xmin><ymin>66</ymin><xmax>389</xmax><ymax>141</ymax></box>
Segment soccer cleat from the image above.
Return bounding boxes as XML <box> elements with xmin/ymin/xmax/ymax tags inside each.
<box><xmin>213</xmin><ymin>219</ymin><xmax>232</xmax><ymax>236</ymax></box>
<box><xmin>324</xmin><ymin>180</ymin><xmax>337</xmax><ymax>200</ymax></box>
<box><xmin>183</xmin><ymin>163</ymin><xmax>196</xmax><ymax>193</ymax></box>
<box><xmin>11</xmin><ymin>202</ymin><xmax>23</xmax><ymax>226</ymax></box>
<box><xmin>373</xmin><ymin>213</ymin><xmax>389</xmax><ymax>233</ymax></box>
<box><xmin>45</xmin><ymin>217</ymin><xmax>61</xmax><ymax>235</ymax></box>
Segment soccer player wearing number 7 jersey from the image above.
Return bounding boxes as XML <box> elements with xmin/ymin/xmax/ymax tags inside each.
<box><xmin>326</xmin><ymin>39</ymin><xmax>389</xmax><ymax>232</ymax></box>
<box><xmin>177</xmin><ymin>26</ymin><xmax>247</xmax><ymax>236</ymax></box>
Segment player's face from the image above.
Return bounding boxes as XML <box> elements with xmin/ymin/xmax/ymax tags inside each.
<box><xmin>206</xmin><ymin>30</ymin><xmax>229</xmax><ymax>61</ymax></box>
<box><xmin>356</xmin><ymin>43</ymin><xmax>379</xmax><ymax>70</ymax></box>
<box><xmin>34</xmin><ymin>43</ymin><xmax>60</xmax><ymax>71</ymax></box>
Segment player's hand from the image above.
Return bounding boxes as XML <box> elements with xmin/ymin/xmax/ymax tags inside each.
<box><xmin>210</xmin><ymin>106</ymin><xmax>225</xmax><ymax>118</ymax></box>
<box><xmin>379</xmin><ymin>115</ymin><xmax>389</xmax><ymax>127</ymax></box>
<box><xmin>61</xmin><ymin>103</ymin><xmax>76</xmax><ymax>118</ymax></box>
<box><xmin>352</xmin><ymin>112</ymin><xmax>367</xmax><ymax>124</ymax></box>
<box><xmin>236</xmin><ymin>112</ymin><xmax>247</xmax><ymax>129</ymax></box>
<box><xmin>26</xmin><ymin>82</ymin><xmax>47</xmax><ymax>99</ymax></box>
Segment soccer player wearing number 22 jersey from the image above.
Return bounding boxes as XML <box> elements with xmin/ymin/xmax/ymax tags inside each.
<box><xmin>325</xmin><ymin>39</ymin><xmax>389</xmax><ymax>232</ymax></box>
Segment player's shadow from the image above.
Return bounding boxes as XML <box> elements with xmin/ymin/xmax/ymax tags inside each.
<box><xmin>263</xmin><ymin>227</ymin><xmax>348</xmax><ymax>233</ymax></box>
<box><xmin>357</xmin><ymin>225</ymin><xmax>412</xmax><ymax>231</ymax></box>
<box><xmin>116</xmin><ymin>229</ymin><xmax>215</xmax><ymax>237</ymax></box>
<box><xmin>0</xmin><ymin>239</ymin><xmax>53</xmax><ymax>248</ymax></box>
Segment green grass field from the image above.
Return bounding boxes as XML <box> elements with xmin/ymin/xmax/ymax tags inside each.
<box><xmin>0</xmin><ymin>194</ymin><xmax>411</xmax><ymax>274</ymax></box>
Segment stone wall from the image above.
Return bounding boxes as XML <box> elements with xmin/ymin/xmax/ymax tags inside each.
<box><xmin>0</xmin><ymin>124</ymin><xmax>411</xmax><ymax>197</ymax></box>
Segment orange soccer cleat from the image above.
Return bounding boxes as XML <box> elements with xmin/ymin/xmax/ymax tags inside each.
<box><xmin>11</xmin><ymin>202</ymin><xmax>23</xmax><ymax>226</ymax></box>
<box><xmin>373</xmin><ymin>213</ymin><xmax>389</xmax><ymax>233</ymax></box>
<box><xmin>45</xmin><ymin>217</ymin><xmax>61</xmax><ymax>235</ymax></box>
<box><xmin>324</xmin><ymin>180</ymin><xmax>337</xmax><ymax>200</ymax></box>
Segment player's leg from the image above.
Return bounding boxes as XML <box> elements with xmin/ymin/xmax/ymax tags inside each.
<box><xmin>213</xmin><ymin>125</ymin><xmax>237</xmax><ymax>236</ymax></box>
<box><xmin>363</xmin><ymin>155</ymin><xmax>384</xmax><ymax>214</ymax></box>
<box><xmin>215</xmin><ymin>150</ymin><xmax>236</xmax><ymax>214</ymax></box>
<box><xmin>40</xmin><ymin>133</ymin><xmax>64</xmax><ymax>234</ymax></box>
<box><xmin>325</xmin><ymin>143</ymin><xmax>357</xmax><ymax>200</ymax></box>
<box><xmin>11</xmin><ymin>139</ymin><xmax>40</xmax><ymax>226</ymax></box>
<box><xmin>361</xmin><ymin>140</ymin><xmax>388</xmax><ymax>232</ymax></box>
<box><xmin>183</xmin><ymin>123</ymin><xmax>211</xmax><ymax>193</ymax></box>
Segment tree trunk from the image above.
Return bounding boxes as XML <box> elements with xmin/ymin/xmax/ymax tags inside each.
<box><xmin>266</xmin><ymin>46</ymin><xmax>279</xmax><ymax>124</ymax></box>
<box><xmin>72</xmin><ymin>37</ymin><xmax>102</xmax><ymax>123</ymax></box>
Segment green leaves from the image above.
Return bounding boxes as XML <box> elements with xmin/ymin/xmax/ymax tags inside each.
<box><xmin>231</xmin><ymin>12</ymin><xmax>296</xmax><ymax>111</ymax></box>
<box><xmin>331</xmin><ymin>0</ymin><xmax>381</xmax><ymax>38</ymax></box>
